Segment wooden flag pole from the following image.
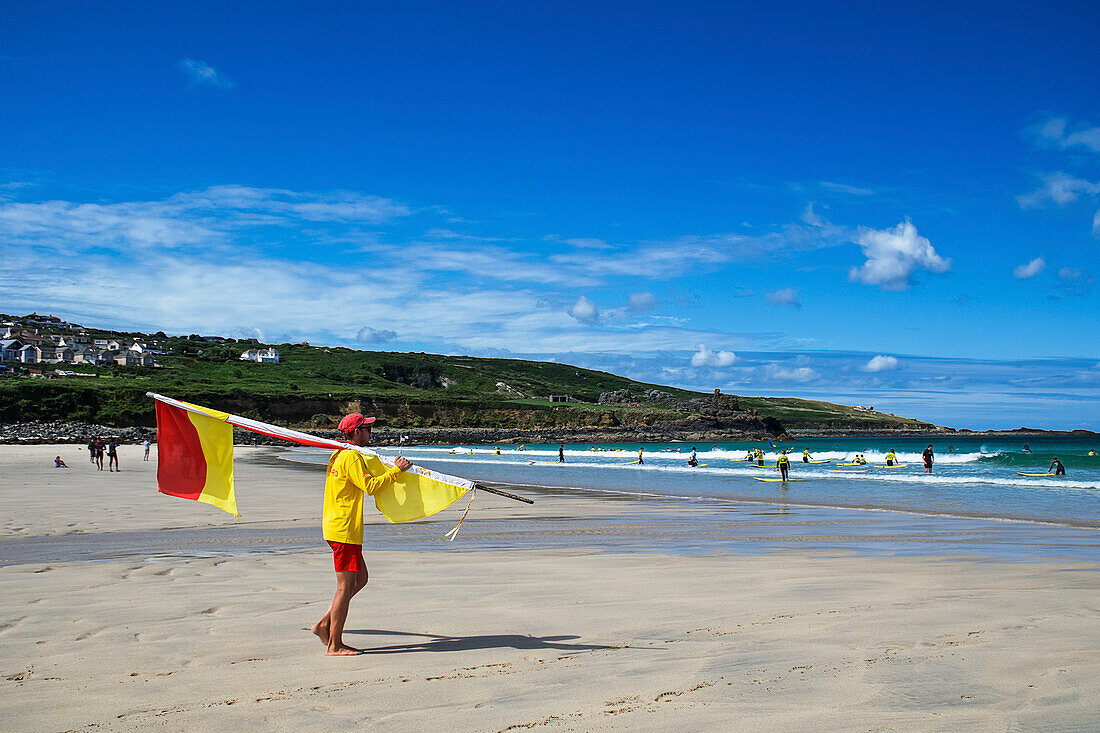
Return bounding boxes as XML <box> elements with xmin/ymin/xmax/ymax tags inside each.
<box><xmin>475</xmin><ymin>484</ymin><xmax>534</xmax><ymax>504</ymax></box>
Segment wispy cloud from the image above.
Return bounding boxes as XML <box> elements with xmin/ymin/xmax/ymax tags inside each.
<box><xmin>848</xmin><ymin>220</ymin><xmax>950</xmax><ymax>291</ymax></box>
<box><xmin>765</xmin><ymin>287</ymin><xmax>801</xmax><ymax>308</ymax></box>
<box><xmin>1013</xmin><ymin>256</ymin><xmax>1046</xmax><ymax>279</ymax></box>
<box><xmin>1036</xmin><ymin>116</ymin><xmax>1100</xmax><ymax>153</ymax></box>
<box><xmin>1017</xmin><ymin>172</ymin><xmax>1100</xmax><ymax>208</ymax></box>
<box><xmin>820</xmin><ymin>181</ymin><xmax>874</xmax><ymax>196</ymax></box>
<box><xmin>180</xmin><ymin>59</ymin><xmax>237</xmax><ymax>89</ymax></box>
<box><xmin>628</xmin><ymin>292</ymin><xmax>658</xmax><ymax>312</ymax></box>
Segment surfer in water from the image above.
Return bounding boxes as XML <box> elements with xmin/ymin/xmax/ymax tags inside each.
<box><xmin>688</xmin><ymin>447</ymin><xmax>698</xmax><ymax>467</ymax></box>
<box><xmin>776</xmin><ymin>450</ymin><xmax>790</xmax><ymax>480</ymax></box>
<box><xmin>637</xmin><ymin>446</ymin><xmax>644</xmax><ymax>465</ymax></box>
<box><xmin>922</xmin><ymin>445</ymin><xmax>934</xmax><ymax>474</ymax></box>
<box><xmin>558</xmin><ymin>444</ymin><xmax>565</xmax><ymax>463</ymax></box>
<box><xmin>1049</xmin><ymin>456</ymin><xmax>1065</xmax><ymax>476</ymax></box>
<box><xmin>885</xmin><ymin>449</ymin><xmax>898</xmax><ymax>466</ymax></box>
<box><xmin>802</xmin><ymin>448</ymin><xmax>812</xmax><ymax>463</ymax></box>
<box><xmin>1023</xmin><ymin>444</ymin><xmax>1032</xmax><ymax>453</ymax></box>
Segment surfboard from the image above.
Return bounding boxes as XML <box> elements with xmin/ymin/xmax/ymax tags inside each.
<box><xmin>803</xmin><ymin>459</ymin><xmax>831</xmax><ymax>464</ymax></box>
<box><xmin>836</xmin><ymin>462</ymin><xmax>866</xmax><ymax>466</ymax></box>
<box><xmin>529</xmin><ymin>459</ymin><xmax>562</xmax><ymax>464</ymax></box>
<box><xmin>688</xmin><ymin>463</ymin><xmax>708</xmax><ymax>468</ymax></box>
<box><xmin>875</xmin><ymin>463</ymin><xmax>909</xmax><ymax>468</ymax></box>
<box><xmin>616</xmin><ymin>459</ymin><xmax>642</xmax><ymax>465</ymax></box>
<box><xmin>754</xmin><ymin>477</ymin><xmax>805</xmax><ymax>482</ymax></box>
<box><xmin>1017</xmin><ymin>472</ymin><xmax>1055</xmax><ymax>477</ymax></box>
<box><xmin>832</xmin><ymin>468</ymin><xmax>870</xmax><ymax>473</ymax></box>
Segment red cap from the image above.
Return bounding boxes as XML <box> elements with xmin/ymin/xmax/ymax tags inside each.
<box><xmin>338</xmin><ymin>413</ymin><xmax>376</xmax><ymax>434</ymax></box>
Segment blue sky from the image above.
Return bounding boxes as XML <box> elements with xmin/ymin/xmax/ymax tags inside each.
<box><xmin>1</xmin><ymin>1</ymin><xmax>1098</xmax><ymax>429</ymax></box>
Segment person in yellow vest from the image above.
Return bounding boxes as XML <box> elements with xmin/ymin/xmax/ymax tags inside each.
<box><xmin>312</xmin><ymin>413</ymin><xmax>411</xmax><ymax>656</ymax></box>
<box><xmin>756</xmin><ymin>448</ymin><xmax>765</xmax><ymax>467</ymax></box>
<box><xmin>802</xmin><ymin>448</ymin><xmax>811</xmax><ymax>463</ymax></box>
<box><xmin>495</xmin><ymin>446</ymin><xmax>501</xmax><ymax>455</ymax></box>
<box><xmin>518</xmin><ymin>445</ymin><xmax>525</xmax><ymax>451</ymax></box>
<box><xmin>777</xmin><ymin>450</ymin><xmax>791</xmax><ymax>480</ymax></box>
<box><xmin>885</xmin><ymin>449</ymin><xmax>898</xmax><ymax>466</ymax></box>
<box><xmin>637</xmin><ymin>446</ymin><xmax>645</xmax><ymax>464</ymax></box>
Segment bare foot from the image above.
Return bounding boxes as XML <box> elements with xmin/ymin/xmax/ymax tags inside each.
<box><xmin>326</xmin><ymin>645</ymin><xmax>363</xmax><ymax>656</ymax></box>
<box><xmin>310</xmin><ymin>618</ymin><xmax>330</xmax><ymax>646</ymax></box>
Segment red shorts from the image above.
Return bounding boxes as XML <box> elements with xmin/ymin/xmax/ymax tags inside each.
<box><xmin>328</xmin><ymin>540</ymin><xmax>365</xmax><ymax>572</ymax></box>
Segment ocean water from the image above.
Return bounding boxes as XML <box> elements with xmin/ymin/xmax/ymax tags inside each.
<box><xmin>280</xmin><ymin>436</ymin><xmax>1100</xmax><ymax>529</ymax></box>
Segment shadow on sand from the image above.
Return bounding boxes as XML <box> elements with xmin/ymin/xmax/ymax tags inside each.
<box><xmin>343</xmin><ymin>628</ymin><xmax>618</xmax><ymax>655</ymax></box>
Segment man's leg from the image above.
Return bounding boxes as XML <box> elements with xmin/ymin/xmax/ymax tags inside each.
<box><xmin>322</xmin><ymin>571</ymin><xmax>362</xmax><ymax>655</ymax></box>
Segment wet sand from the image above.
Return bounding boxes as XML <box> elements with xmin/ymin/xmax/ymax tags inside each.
<box><xmin>1</xmin><ymin>444</ymin><xmax>1098</xmax><ymax>731</ymax></box>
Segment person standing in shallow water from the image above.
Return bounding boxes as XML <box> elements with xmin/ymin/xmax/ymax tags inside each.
<box><xmin>922</xmin><ymin>445</ymin><xmax>934</xmax><ymax>474</ymax></box>
<box><xmin>776</xmin><ymin>450</ymin><xmax>790</xmax><ymax>480</ymax></box>
<box><xmin>311</xmin><ymin>413</ymin><xmax>412</xmax><ymax>656</ymax></box>
<box><xmin>559</xmin><ymin>444</ymin><xmax>565</xmax><ymax>463</ymax></box>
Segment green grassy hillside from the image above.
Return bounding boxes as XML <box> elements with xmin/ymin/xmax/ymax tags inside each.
<box><xmin>0</xmin><ymin>325</ymin><xmax>935</xmax><ymax>431</ymax></box>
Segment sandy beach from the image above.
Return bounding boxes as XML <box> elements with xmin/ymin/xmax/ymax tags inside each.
<box><xmin>2</xmin><ymin>444</ymin><xmax>1099</xmax><ymax>731</ymax></box>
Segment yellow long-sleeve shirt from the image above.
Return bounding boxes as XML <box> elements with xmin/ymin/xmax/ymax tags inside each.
<box><xmin>322</xmin><ymin>449</ymin><xmax>402</xmax><ymax>544</ymax></box>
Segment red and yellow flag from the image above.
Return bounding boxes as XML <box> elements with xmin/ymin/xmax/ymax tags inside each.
<box><xmin>154</xmin><ymin>399</ymin><xmax>238</xmax><ymax>516</ymax></box>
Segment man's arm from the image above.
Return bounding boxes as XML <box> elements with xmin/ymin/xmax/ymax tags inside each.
<box><xmin>352</xmin><ymin>455</ymin><xmax>414</xmax><ymax>496</ymax></box>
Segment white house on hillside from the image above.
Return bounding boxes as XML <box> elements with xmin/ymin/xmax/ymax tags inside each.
<box><xmin>240</xmin><ymin>347</ymin><xmax>280</xmax><ymax>363</ymax></box>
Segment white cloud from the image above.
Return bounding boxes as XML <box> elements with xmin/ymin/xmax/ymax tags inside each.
<box><xmin>568</xmin><ymin>296</ymin><xmax>600</xmax><ymax>324</ymax></box>
<box><xmin>848</xmin><ymin>220</ymin><xmax>950</xmax><ymax>291</ymax></box>
<box><xmin>764</xmin><ymin>364</ymin><xmax>819</xmax><ymax>382</ymax></box>
<box><xmin>357</xmin><ymin>326</ymin><xmax>397</xmax><ymax>344</ymax></box>
<box><xmin>1058</xmin><ymin>267</ymin><xmax>1082</xmax><ymax>281</ymax></box>
<box><xmin>800</xmin><ymin>203</ymin><xmax>825</xmax><ymax>227</ymax></box>
<box><xmin>1013</xmin><ymin>256</ymin><xmax>1046</xmax><ymax>279</ymax></box>
<box><xmin>628</xmin><ymin>292</ymin><xmax>657</xmax><ymax>311</ymax></box>
<box><xmin>565</xmin><ymin>237</ymin><xmax>613</xmax><ymax>249</ymax></box>
<box><xmin>820</xmin><ymin>181</ymin><xmax>874</xmax><ymax>196</ymax></box>
<box><xmin>179</xmin><ymin>59</ymin><xmax>237</xmax><ymax>89</ymax></box>
<box><xmin>691</xmin><ymin>344</ymin><xmax>738</xmax><ymax>367</ymax></box>
<box><xmin>1037</xmin><ymin>116</ymin><xmax>1100</xmax><ymax>153</ymax></box>
<box><xmin>765</xmin><ymin>287</ymin><xmax>801</xmax><ymax>307</ymax></box>
<box><xmin>1017</xmin><ymin>172</ymin><xmax>1100</xmax><ymax>208</ymax></box>
<box><xmin>1093</xmin><ymin>210</ymin><xmax>1100</xmax><ymax>237</ymax></box>
<box><xmin>0</xmin><ymin>186</ymin><xmax>412</xmax><ymax>255</ymax></box>
<box><xmin>864</xmin><ymin>355</ymin><xmax>899</xmax><ymax>372</ymax></box>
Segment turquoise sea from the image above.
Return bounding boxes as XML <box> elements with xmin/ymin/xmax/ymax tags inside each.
<box><xmin>284</xmin><ymin>436</ymin><xmax>1100</xmax><ymax>529</ymax></box>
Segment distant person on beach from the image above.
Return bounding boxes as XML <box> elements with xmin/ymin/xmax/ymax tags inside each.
<box><xmin>688</xmin><ymin>447</ymin><xmax>698</xmax><ymax>467</ymax></box>
<box><xmin>87</xmin><ymin>440</ymin><xmax>96</xmax><ymax>464</ymax></box>
<box><xmin>558</xmin><ymin>444</ymin><xmax>565</xmax><ymax>463</ymax></box>
<box><xmin>94</xmin><ymin>440</ymin><xmax>104</xmax><ymax>471</ymax></box>
<box><xmin>143</xmin><ymin>439</ymin><xmax>151</xmax><ymax>461</ymax></box>
<box><xmin>922</xmin><ymin>445</ymin><xmax>934</xmax><ymax>474</ymax></box>
<box><xmin>1049</xmin><ymin>457</ymin><xmax>1065</xmax><ymax>476</ymax></box>
<box><xmin>54</xmin><ymin>456</ymin><xmax>68</xmax><ymax>468</ymax></box>
<box><xmin>311</xmin><ymin>412</ymin><xmax>411</xmax><ymax>656</ymax></box>
<box><xmin>107</xmin><ymin>441</ymin><xmax>118</xmax><ymax>472</ymax></box>
<box><xmin>776</xmin><ymin>450</ymin><xmax>790</xmax><ymax>480</ymax></box>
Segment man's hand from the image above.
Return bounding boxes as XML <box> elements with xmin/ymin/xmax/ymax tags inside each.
<box><xmin>394</xmin><ymin>456</ymin><xmax>412</xmax><ymax>472</ymax></box>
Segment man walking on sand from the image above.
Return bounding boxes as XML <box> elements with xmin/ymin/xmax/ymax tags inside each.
<box><xmin>311</xmin><ymin>412</ymin><xmax>412</xmax><ymax>656</ymax></box>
